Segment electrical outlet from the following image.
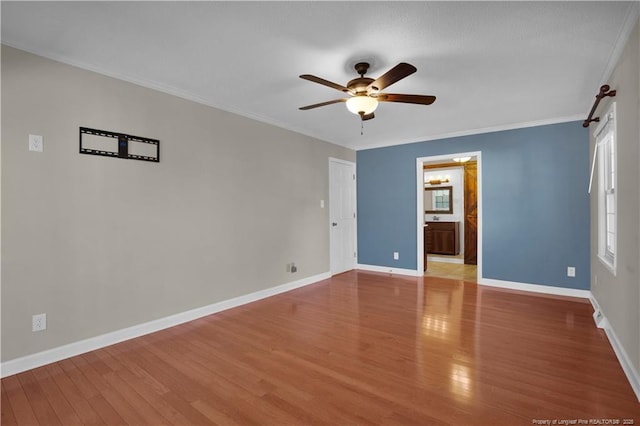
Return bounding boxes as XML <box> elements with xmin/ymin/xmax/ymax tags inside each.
<box><xmin>32</xmin><ymin>313</ymin><xmax>47</xmax><ymax>332</ymax></box>
<box><xmin>29</xmin><ymin>134</ymin><xmax>44</xmax><ymax>152</ymax></box>
<box><xmin>567</xmin><ymin>266</ymin><xmax>576</xmax><ymax>277</ymax></box>
<box><xmin>393</xmin><ymin>252</ymin><xmax>399</xmax><ymax>260</ymax></box>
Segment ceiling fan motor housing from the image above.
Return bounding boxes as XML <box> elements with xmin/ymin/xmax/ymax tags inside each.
<box><xmin>349</xmin><ymin>62</ymin><xmax>377</xmax><ymax>95</ymax></box>
<box><xmin>347</xmin><ymin>77</ymin><xmax>375</xmax><ymax>95</ymax></box>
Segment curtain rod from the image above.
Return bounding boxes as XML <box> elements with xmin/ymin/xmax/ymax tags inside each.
<box><xmin>582</xmin><ymin>85</ymin><xmax>616</xmax><ymax>128</ymax></box>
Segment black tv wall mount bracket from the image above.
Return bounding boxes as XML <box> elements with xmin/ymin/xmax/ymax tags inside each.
<box><xmin>79</xmin><ymin>127</ymin><xmax>160</xmax><ymax>163</ymax></box>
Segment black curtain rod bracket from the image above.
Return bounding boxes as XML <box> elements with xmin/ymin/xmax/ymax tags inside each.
<box><xmin>582</xmin><ymin>84</ymin><xmax>616</xmax><ymax>128</ymax></box>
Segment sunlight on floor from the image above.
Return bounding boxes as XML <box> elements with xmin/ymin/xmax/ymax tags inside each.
<box><xmin>424</xmin><ymin>261</ymin><xmax>477</xmax><ymax>281</ymax></box>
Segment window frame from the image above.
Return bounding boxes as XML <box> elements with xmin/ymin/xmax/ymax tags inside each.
<box><xmin>595</xmin><ymin>101</ymin><xmax>617</xmax><ymax>275</ymax></box>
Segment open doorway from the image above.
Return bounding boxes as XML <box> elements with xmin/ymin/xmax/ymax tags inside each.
<box><xmin>416</xmin><ymin>152</ymin><xmax>482</xmax><ymax>282</ymax></box>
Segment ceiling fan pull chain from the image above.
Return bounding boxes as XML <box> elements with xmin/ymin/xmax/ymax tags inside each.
<box><xmin>361</xmin><ymin>118</ymin><xmax>364</xmax><ymax>136</ymax></box>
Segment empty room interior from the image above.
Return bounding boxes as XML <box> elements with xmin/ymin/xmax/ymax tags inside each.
<box><xmin>2</xmin><ymin>2</ymin><xmax>640</xmax><ymax>424</ymax></box>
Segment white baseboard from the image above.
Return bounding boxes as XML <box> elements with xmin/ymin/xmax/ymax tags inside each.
<box><xmin>1</xmin><ymin>272</ymin><xmax>330</xmax><ymax>378</ymax></box>
<box><xmin>479</xmin><ymin>277</ymin><xmax>592</xmax><ymax>299</ymax></box>
<box><xmin>588</xmin><ymin>295</ymin><xmax>640</xmax><ymax>402</ymax></box>
<box><xmin>602</xmin><ymin>323</ymin><xmax>640</xmax><ymax>402</ymax></box>
<box><xmin>356</xmin><ymin>264</ymin><xmax>421</xmax><ymax>277</ymax></box>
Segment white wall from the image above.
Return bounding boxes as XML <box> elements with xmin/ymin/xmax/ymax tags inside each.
<box><xmin>589</xmin><ymin>18</ymin><xmax>640</xmax><ymax>398</ymax></box>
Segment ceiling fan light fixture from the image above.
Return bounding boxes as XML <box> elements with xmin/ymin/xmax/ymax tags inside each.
<box><xmin>346</xmin><ymin>95</ymin><xmax>378</xmax><ymax>115</ymax></box>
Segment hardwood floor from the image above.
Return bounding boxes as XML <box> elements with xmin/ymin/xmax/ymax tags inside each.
<box><xmin>2</xmin><ymin>270</ymin><xmax>639</xmax><ymax>425</ymax></box>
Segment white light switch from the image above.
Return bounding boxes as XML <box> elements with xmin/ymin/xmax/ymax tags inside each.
<box><xmin>29</xmin><ymin>134</ymin><xmax>43</xmax><ymax>152</ymax></box>
<box><xmin>320</xmin><ymin>200</ymin><xmax>325</xmax><ymax>208</ymax></box>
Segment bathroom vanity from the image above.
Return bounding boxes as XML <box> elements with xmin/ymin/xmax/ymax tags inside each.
<box><xmin>424</xmin><ymin>221</ymin><xmax>460</xmax><ymax>255</ymax></box>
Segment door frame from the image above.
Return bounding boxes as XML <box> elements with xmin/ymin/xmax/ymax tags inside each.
<box><xmin>416</xmin><ymin>151</ymin><xmax>483</xmax><ymax>279</ymax></box>
<box><xmin>329</xmin><ymin>157</ymin><xmax>357</xmax><ymax>275</ymax></box>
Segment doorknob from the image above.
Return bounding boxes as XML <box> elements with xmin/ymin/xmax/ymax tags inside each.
<box><xmin>332</xmin><ymin>222</ymin><xmax>338</xmax><ymax>227</ymax></box>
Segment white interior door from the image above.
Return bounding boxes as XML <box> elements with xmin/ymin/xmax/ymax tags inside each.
<box><xmin>329</xmin><ymin>158</ymin><xmax>356</xmax><ymax>275</ymax></box>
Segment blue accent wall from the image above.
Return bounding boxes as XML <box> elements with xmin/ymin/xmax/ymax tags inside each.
<box><xmin>357</xmin><ymin>121</ymin><xmax>590</xmax><ymax>290</ymax></box>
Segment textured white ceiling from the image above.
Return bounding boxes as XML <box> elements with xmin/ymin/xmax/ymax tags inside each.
<box><xmin>2</xmin><ymin>1</ymin><xmax>636</xmax><ymax>150</ymax></box>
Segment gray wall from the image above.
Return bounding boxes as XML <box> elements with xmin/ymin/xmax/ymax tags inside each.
<box><xmin>590</xmin><ymin>19</ymin><xmax>640</xmax><ymax>377</ymax></box>
<box><xmin>1</xmin><ymin>46</ymin><xmax>355</xmax><ymax>362</ymax></box>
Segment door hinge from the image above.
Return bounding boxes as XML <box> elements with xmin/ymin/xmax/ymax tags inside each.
<box><xmin>353</xmin><ymin>174</ymin><xmax>356</xmax><ymax>180</ymax></box>
<box><xmin>354</xmin><ymin>251</ymin><xmax>357</xmax><ymax>258</ymax></box>
<box><xmin>353</xmin><ymin>212</ymin><xmax>356</xmax><ymax>218</ymax></box>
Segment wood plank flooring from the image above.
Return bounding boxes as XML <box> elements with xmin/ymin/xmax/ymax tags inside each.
<box><xmin>2</xmin><ymin>270</ymin><xmax>639</xmax><ymax>425</ymax></box>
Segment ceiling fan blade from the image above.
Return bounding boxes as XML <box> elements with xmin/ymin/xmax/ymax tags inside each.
<box><xmin>377</xmin><ymin>93</ymin><xmax>436</xmax><ymax>105</ymax></box>
<box><xmin>300</xmin><ymin>74</ymin><xmax>351</xmax><ymax>93</ymax></box>
<box><xmin>299</xmin><ymin>98</ymin><xmax>348</xmax><ymax>110</ymax></box>
<box><xmin>362</xmin><ymin>112</ymin><xmax>375</xmax><ymax>121</ymax></box>
<box><xmin>368</xmin><ymin>63</ymin><xmax>417</xmax><ymax>91</ymax></box>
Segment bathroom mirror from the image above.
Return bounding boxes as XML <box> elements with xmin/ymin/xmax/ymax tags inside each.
<box><xmin>424</xmin><ymin>186</ymin><xmax>453</xmax><ymax>214</ymax></box>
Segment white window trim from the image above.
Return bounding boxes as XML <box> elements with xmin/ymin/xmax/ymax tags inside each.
<box><xmin>593</xmin><ymin>102</ymin><xmax>617</xmax><ymax>275</ymax></box>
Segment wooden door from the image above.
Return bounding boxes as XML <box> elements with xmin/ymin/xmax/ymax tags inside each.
<box><xmin>423</xmin><ymin>225</ymin><xmax>429</xmax><ymax>271</ymax></box>
<box><xmin>464</xmin><ymin>163</ymin><xmax>478</xmax><ymax>265</ymax></box>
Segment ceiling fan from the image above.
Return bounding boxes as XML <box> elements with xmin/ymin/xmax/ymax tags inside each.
<box><xmin>299</xmin><ymin>62</ymin><xmax>436</xmax><ymax>121</ymax></box>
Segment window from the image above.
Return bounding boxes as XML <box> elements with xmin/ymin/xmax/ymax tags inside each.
<box><xmin>595</xmin><ymin>102</ymin><xmax>617</xmax><ymax>274</ymax></box>
<box><xmin>434</xmin><ymin>190</ymin><xmax>450</xmax><ymax>210</ymax></box>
